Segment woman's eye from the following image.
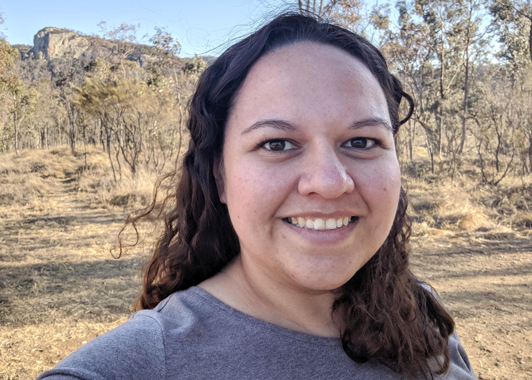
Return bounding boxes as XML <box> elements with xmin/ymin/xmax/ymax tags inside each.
<box><xmin>262</xmin><ymin>140</ymin><xmax>295</xmax><ymax>152</ymax></box>
<box><xmin>344</xmin><ymin>138</ymin><xmax>376</xmax><ymax>149</ymax></box>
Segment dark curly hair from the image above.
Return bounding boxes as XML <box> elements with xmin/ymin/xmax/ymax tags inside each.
<box><xmin>124</xmin><ymin>12</ymin><xmax>454</xmax><ymax>379</ymax></box>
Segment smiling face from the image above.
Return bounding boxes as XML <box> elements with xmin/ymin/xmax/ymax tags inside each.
<box><xmin>216</xmin><ymin>42</ymin><xmax>401</xmax><ymax>294</ymax></box>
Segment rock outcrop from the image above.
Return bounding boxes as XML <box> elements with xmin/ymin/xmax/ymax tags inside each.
<box><xmin>30</xmin><ymin>27</ymin><xmax>90</xmax><ymax>60</ymax></box>
<box><xmin>16</xmin><ymin>27</ymin><xmax>161</xmax><ymax>67</ymax></box>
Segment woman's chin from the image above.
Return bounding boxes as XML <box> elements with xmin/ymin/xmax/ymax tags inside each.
<box><xmin>277</xmin><ymin>254</ymin><xmax>371</xmax><ymax>294</ymax></box>
<box><xmin>283</xmin><ymin>270</ymin><xmax>355</xmax><ymax>294</ymax></box>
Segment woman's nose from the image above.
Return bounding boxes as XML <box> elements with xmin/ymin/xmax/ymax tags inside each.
<box><xmin>297</xmin><ymin>144</ymin><xmax>355</xmax><ymax>199</ymax></box>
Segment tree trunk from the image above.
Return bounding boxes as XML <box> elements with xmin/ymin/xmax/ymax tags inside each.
<box><xmin>438</xmin><ymin>38</ymin><xmax>445</xmax><ymax>158</ymax></box>
<box><xmin>529</xmin><ymin>20</ymin><xmax>532</xmax><ymax>63</ymax></box>
<box><xmin>106</xmin><ymin>128</ymin><xmax>116</xmax><ymax>182</ymax></box>
<box><xmin>68</xmin><ymin>105</ymin><xmax>76</xmax><ymax>155</ymax></box>
<box><xmin>13</xmin><ymin>96</ymin><xmax>19</xmax><ymax>155</ymax></box>
<box><xmin>70</xmin><ymin>126</ymin><xmax>76</xmax><ymax>155</ymax></box>
<box><xmin>459</xmin><ymin>69</ymin><xmax>469</xmax><ymax>153</ymax></box>
<box><xmin>528</xmin><ymin>129</ymin><xmax>532</xmax><ymax>173</ymax></box>
<box><xmin>40</xmin><ymin>126</ymin><xmax>48</xmax><ymax>149</ymax></box>
<box><xmin>409</xmin><ymin>120</ymin><xmax>416</xmax><ymax>162</ymax></box>
<box><xmin>99</xmin><ymin>118</ymin><xmax>105</xmax><ymax>152</ymax></box>
<box><xmin>459</xmin><ymin>8</ymin><xmax>473</xmax><ymax>155</ymax></box>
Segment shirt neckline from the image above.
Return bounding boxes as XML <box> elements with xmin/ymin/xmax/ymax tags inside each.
<box><xmin>187</xmin><ymin>286</ymin><xmax>342</xmax><ymax>347</ymax></box>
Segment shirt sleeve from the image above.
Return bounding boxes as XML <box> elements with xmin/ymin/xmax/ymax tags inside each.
<box><xmin>36</xmin><ymin>313</ymin><xmax>166</xmax><ymax>380</ymax></box>
<box><xmin>419</xmin><ymin>283</ymin><xmax>477</xmax><ymax>379</ymax></box>
<box><xmin>444</xmin><ymin>329</ymin><xmax>477</xmax><ymax>380</ymax></box>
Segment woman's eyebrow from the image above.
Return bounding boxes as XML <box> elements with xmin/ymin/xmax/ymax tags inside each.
<box><xmin>241</xmin><ymin>119</ymin><xmax>297</xmax><ymax>135</ymax></box>
<box><xmin>241</xmin><ymin>117</ymin><xmax>392</xmax><ymax>135</ymax></box>
<box><xmin>351</xmin><ymin>117</ymin><xmax>393</xmax><ymax>131</ymax></box>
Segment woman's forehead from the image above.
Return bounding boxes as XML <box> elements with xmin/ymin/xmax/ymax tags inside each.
<box><xmin>226</xmin><ymin>42</ymin><xmax>388</xmax><ymax>126</ymax></box>
<box><xmin>249</xmin><ymin>42</ymin><xmax>374</xmax><ymax>84</ymax></box>
<box><xmin>228</xmin><ymin>42</ymin><xmax>384</xmax><ymax>110</ymax></box>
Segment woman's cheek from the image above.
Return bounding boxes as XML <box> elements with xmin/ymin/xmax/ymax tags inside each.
<box><xmin>226</xmin><ymin>163</ymin><xmax>284</xmax><ymax>223</ymax></box>
<box><xmin>352</xmin><ymin>159</ymin><xmax>401</xmax><ymax>205</ymax></box>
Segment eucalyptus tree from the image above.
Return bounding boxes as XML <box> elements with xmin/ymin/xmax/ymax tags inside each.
<box><xmin>490</xmin><ymin>0</ymin><xmax>532</xmax><ymax>66</ymax></box>
<box><xmin>413</xmin><ymin>0</ymin><xmax>471</xmax><ymax>165</ymax></box>
<box><xmin>490</xmin><ymin>0</ymin><xmax>532</xmax><ymax>172</ymax></box>
<box><xmin>0</xmin><ymin>36</ymin><xmax>36</xmax><ymax>154</ymax></box>
<box><xmin>297</xmin><ymin>0</ymin><xmax>388</xmax><ymax>42</ymax></box>
<box><xmin>297</xmin><ymin>0</ymin><xmax>339</xmax><ymax>16</ymax></box>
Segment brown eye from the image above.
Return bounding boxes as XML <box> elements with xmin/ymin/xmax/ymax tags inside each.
<box><xmin>263</xmin><ymin>140</ymin><xmax>295</xmax><ymax>152</ymax></box>
<box><xmin>269</xmin><ymin>140</ymin><xmax>285</xmax><ymax>151</ymax></box>
<box><xmin>345</xmin><ymin>138</ymin><xmax>376</xmax><ymax>149</ymax></box>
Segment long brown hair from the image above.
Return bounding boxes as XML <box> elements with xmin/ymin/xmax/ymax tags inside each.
<box><xmin>123</xmin><ymin>13</ymin><xmax>454</xmax><ymax>378</ymax></box>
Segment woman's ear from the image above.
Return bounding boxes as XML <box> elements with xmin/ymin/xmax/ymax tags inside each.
<box><xmin>213</xmin><ymin>158</ymin><xmax>227</xmax><ymax>204</ymax></box>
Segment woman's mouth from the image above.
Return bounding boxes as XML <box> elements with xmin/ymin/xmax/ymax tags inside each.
<box><xmin>283</xmin><ymin>216</ymin><xmax>359</xmax><ymax>231</ymax></box>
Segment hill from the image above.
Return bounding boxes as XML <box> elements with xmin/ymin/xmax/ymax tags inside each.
<box><xmin>11</xmin><ymin>27</ymin><xmax>185</xmax><ymax>83</ymax></box>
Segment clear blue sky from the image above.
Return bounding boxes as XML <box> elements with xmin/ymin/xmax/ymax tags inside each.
<box><xmin>0</xmin><ymin>0</ymin><xmax>291</xmax><ymax>57</ymax></box>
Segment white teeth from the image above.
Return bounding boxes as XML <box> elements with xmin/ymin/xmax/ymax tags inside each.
<box><xmin>288</xmin><ymin>216</ymin><xmax>353</xmax><ymax>230</ymax></box>
<box><xmin>314</xmin><ymin>218</ymin><xmax>325</xmax><ymax>230</ymax></box>
<box><xmin>326</xmin><ymin>218</ymin><xmax>337</xmax><ymax>229</ymax></box>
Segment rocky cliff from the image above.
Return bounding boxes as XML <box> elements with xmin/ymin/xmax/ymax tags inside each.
<box><xmin>16</xmin><ymin>27</ymin><xmax>161</xmax><ymax>67</ymax></box>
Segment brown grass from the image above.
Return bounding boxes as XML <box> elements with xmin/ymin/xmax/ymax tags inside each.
<box><xmin>1</xmin><ymin>147</ymin><xmax>531</xmax><ymax>379</ymax></box>
<box><xmin>0</xmin><ymin>147</ymin><xmax>160</xmax><ymax>379</ymax></box>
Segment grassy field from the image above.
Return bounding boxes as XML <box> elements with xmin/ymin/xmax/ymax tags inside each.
<box><xmin>0</xmin><ymin>147</ymin><xmax>531</xmax><ymax>379</ymax></box>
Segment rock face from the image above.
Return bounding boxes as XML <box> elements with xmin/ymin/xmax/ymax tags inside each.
<box><xmin>31</xmin><ymin>27</ymin><xmax>90</xmax><ymax>60</ymax></box>
<box><xmin>17</xmin><ymin>27</ymin><xmax>160</xmax><ymax>67</ymax></box>
<box><xmin>13</xmin><ymin>27</ymin><xmax>188</xmax><ymax>84</ymax></box>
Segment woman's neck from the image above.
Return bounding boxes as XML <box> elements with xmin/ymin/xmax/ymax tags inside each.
<box><xmin>199</xmin><ymin>256</ymin><xmax>342</xmax><ymax>338</ymax></box>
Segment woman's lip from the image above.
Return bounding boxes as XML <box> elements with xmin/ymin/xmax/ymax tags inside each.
<box><xmin>282</xmin><ymin>218</ymin><xmax>358</xmax><ymax>245</ymax></box>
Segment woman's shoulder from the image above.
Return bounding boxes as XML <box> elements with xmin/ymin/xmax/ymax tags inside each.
<box><xmin>37</xmin><ymin>287</ymin><xmax>209</xmax><ymax>380</ymax></box>
<box><xmin>417</xmin><ymin>282</ymin><xmax>476</xmax><ymax>379</ymax></box>
<box><xmin>445</xmin><ymin>329</ymin><xmax>477</xmax><ymax>379</ymax></box>
<box><xmin>36</xmin><ymin>312</ymin><xmax>166</xmax><ymax>380</ymax></box>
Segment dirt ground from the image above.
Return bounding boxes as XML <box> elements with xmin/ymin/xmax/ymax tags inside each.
<box><xmin>0</xmin><ymin>149</ymin><xmax>531</xmax><ymax>379</ymax></box>
<box><xmin>410</xmin><ymin>235</ymin><xmax>532</xmax><ymax>379</ymax></box>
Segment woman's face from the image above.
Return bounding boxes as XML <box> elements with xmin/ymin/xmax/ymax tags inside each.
<box><xmin>216</xmin><ymin>42</ymin><xmax>401</xmax><ymax>293</ymax></box>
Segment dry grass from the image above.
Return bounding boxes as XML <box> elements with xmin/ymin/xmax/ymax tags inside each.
<box><xmin>404</xmin><ymin>157</ymin><xmax>532</xmax><ymax>239</ymax></box>
<box><xmin>1</xmin><ymin>147</ymin><xmax>531</xmax><ymax>379</ymax></box>
<box><xmin>0</xmin><ymin>146</ymin><xmax>161</xmax><ymax>380</ymax></box>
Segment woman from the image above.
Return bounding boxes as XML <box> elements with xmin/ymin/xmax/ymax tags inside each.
<box><xmin>39</xmin><ymin>13</ymin><xmax>476</xmax><ymax>380</ymax></box>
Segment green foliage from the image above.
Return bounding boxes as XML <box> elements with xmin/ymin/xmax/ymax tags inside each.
<box><xmin>150</xmin><ymin>27</ymin><xmax>181</xmax><ymax>56</ymax></box>
<box><xmin>0</xmin><ymin>38</ymin><xmax>19</xmax><ymax>92</ymax></box>
<box><xmin>490</xmin><ymin>0</ymin><xmax>532</xmax><ymax>68</ymax></box>
<box><xmin>182</xmin><ymin>55</ymin><xmax>207</xmax><ymax>77</ymax></box>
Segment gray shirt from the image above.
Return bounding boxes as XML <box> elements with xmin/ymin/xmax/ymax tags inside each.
<box><xmin>37</xmin><ymin>287</ymin><xmax>476</xmax><ymax>379</ymax></box>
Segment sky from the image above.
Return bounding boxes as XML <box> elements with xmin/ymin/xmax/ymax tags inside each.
<box><xmin>0</xmin><ymin>0</ymin><xmax>291</xmax><ymax>57</ymax></box>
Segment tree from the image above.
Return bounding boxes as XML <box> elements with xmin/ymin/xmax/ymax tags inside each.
<box><xmin>97</xmin><ymin>21</ymin><xmax>141</xmax><ymax>78</ymax></box>
<box><xmin>297</xmin><ymin>0</ymin><xmax>339</xmax><ymax>17</ymax></box>
<box><xmin>490</xmin><ymin>0</ymin><xmax>532</xmax><ymax>172</ymax></box>
<box><xmin>54</xmin><ymin>65</ymin><xmax>79</xmax><ymax>154</ymax></box>
<box><xmin>0</xmin><ymin>36</ymin><xmax>38</xmax><ymax>153</ymax></box>
<box><xmin>150</xmin><ymin>27</ymin><xmax>181</xmax><ymax>57</ymax></box>
<box><xmin>458</xmin><ymin>0</ymin><xmax>488</xmax><ymax>155</ymax></box>
<box><xmin>31</xmin><ymin>79</ymin><xmax>60</xmax><ymax>149</ymax></box>
<box><xmin>297</xmin><ymin>0</ymin><xmax>387</xmax><ymax>41</ymax></box>
<box><xmin>491</xmin><ymin>0</ymin><xmax>532</xmax><ymax>66</ymax></box>
<box><xmin>147</xmin><ymin>27</ymin><xmax>203</xmax><ymax>165</ymax></box>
